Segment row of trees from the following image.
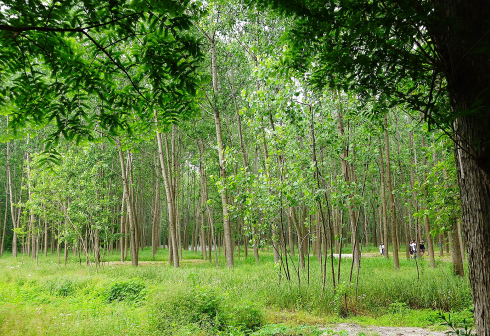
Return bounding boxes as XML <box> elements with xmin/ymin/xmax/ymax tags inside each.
<box><xmin>0</xmin><ymin>96</ymin><xmax>465</xmax><ymax>271</ymax></box>
<box><xmin>0</xmin><ymin>3</ymin><xmax>464</xmax><ymax>275</ymax></box>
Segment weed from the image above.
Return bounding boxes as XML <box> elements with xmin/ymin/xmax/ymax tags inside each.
<box><xmin>105</xmin><ymin>278</ymin><xmax>146</xmax><ymax>303</ymax></box>
<box><xmin>44</xmin><ymin>278</ymin><xmax>76</xmax><ymax>297</ymax></box>
<box><xmin>152</xmin><ymin>285</ymin><xmax>264</xmax><ymax>335</ymax></box>
<box><xmin>0</xmin><ymin>249</ymin><xmax>474</xmax><ymax>335</ymax></box>
<box><xmin>388</xmin><ymin>301</ymin><xmax>409</xmax><ymax>315</ymax></box>
<box><xmin>251</xmin><ymin>323</ymin><xmax>324</xmax><ymax>336</ymax></box>
<box><xmin>437</xmin><ymin>311</ymin><xmax>475</xmax><ymax>336</ymax></box>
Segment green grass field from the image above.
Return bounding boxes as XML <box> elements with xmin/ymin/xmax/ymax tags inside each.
<box><xmin>0</xmin><ymin>247</ymin><xmax>474</xmax><ymax>335</ymax></box>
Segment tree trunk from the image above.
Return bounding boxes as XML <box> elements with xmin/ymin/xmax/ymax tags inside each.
<box><xmin>0</xmin><ymin>188</ymin><xmax>7</xmax><ymax>256</ymax></box>
<box><xmin>261</xmin><ymin>126</ymin><xmax>280</xmax><ymax>263</ymax></box>
<box><xmin>421</xmin><ymin>136</ymin><xmax>436</xmax><ymax>268</ymax></box>
<box><xmin>119</xmin><ymin>194</ymin><xmax>126</xmax><ymax>262</ymax></box>
<box><xmin>426</xmin><ymin>1</ymin><xmax>490</xmax><ymax>332</ymax></box>
<box><xmin>210</xmin><ymin>35</ymin><xmax>233</xmax><ymax>268</ymax></box>
<box><xmin>383</xmin><ymin>115</ymin><xmax>400</xmax><ymax>269</ymax></box>
<box><xmin>44</xmin><ymin>219</ymin><xmax>48</xmax><ymax>257</ymax></box>
<box><xmin>336</xmin><ymin>93</ymin><xmax>360</xmax><ymax>267</ymax></box>
<box><xmin>116</xmin><ymin>140</ymin><xmax>138</xmax><ymax>267</ymax></box>
<box><xmin>291</xmin><ymin>206</ymin><xmax>308</xmax><ymax>269</ymax></box>
<box><xmin>197</xmin><ymin>140</ymin><xmax>219</xmax><ymax>268</ymax></box>
<box><xmin>287</xmin><ymin>213</ymin><xmax>295</xmax><ymax>257</ymax></box>
<box><xmin>155</xmin><ymin>128</ymin><xmax>179</xmax><ymax>267</ymax></box>
<box><xmin>453</xmin><ymin>115</ymin><xmax>490</xmax><ymax>333</ymax></box>
<box><xmin>7</xmin><ymin>138</ymin><xmax>17</xmax><ymax>257</ymax></box>
<box><xmin>379</xmin><ymin>141</ymin><xmax>389</xmax><ymax>258</ymax></box>
<box><xmin>152</xmin><ymin>159</ymin><xmax>161</xmax><ymax>259</ymax></box>
<box><xmin>449</xmin><ymin>225</ymin><xmax>465</xmax><ymax>277</ymax></box>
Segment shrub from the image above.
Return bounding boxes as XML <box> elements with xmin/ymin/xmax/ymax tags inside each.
<box><xmin>251</xmin><ymin>324</ymin><xmax>324</xmax><ymax>336</ymax></box>
<box><xmin>152</xmin><ymin>285</ymin><xmax>264</xmax><ymax>335</ymax></box>
<box><xmin>44</xmin><ymin>278</ymin><xmax>76</xmax><ymax>297</ymax></box>
<box><xmin>105</xmin><ymin>278</ymin><xmax>146</xmax><ymax>303</ymax></box>
<box><xmin>224</xmin><ymin>302</ymin><xmax>264</xmax><ymax>333</ymax></box>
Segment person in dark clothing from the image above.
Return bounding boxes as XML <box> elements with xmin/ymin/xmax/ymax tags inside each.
<box><xmin>419</xmin><ymin>241</ymin><xmax>426</xmax><ymax>256</ymax></box>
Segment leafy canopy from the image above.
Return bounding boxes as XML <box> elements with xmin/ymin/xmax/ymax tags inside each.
<box><xmin>246</xmin><ymin>0</ymin><xmax>450</xmax><ymax>128</ymax></box>
<box><xmin>0</xmin><ymin>0</ymin><xmax>204</xmax><ymax>148</ymax></box>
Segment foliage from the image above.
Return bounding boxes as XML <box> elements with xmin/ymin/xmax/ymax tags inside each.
<box><xmin>437</xmin><ymin>311</ymin><xmax>476</xmax><ymax>336</ymax></box>
<box><xmin>105</xmin><ymin>278</ymin><xmax>146</xmax><ymax>304</ymax></box>
<box><xmin>251</xmin><ymin>323</ymin><xmax>324</xmax><ymax>336</ymax></box>
<box><xmin>44</xmin><ymin>278</ymin><xmax>77</xmax><ymax>297</ymax></box>
<box><xmin>152</xmin><ymin>284</ymin><xmax>264</xmax><ymax>335</ymax></box>
<box><xmin>0</xmin><ymin>250</ymin><xmax>472</xmax><ymax>335</ymax></box>
<box><xmin>21</xmin><ymin>143</ymin><xmax>119</xmax><ymax>261</ymax></box>
<box><xmin>0</xmin><ymin>0</ymin><xmax>204</xmax><ymax>154</ymax></box>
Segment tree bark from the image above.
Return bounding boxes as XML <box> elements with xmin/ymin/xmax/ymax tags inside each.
<box><xmin>427</xmin><ymin>1</ymin><xmax>490</xmax><ymax>332</ymax></box>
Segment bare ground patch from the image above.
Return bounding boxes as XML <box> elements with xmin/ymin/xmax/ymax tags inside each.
<box><xmin>323</xmin><ymin>323</ymin><xmax>447</xmax><ymax>336</ymax></box>
<box><xmin>105</xmin><ymin>259</ymin><xmax>206</xmax><ymax>266</ymax></box>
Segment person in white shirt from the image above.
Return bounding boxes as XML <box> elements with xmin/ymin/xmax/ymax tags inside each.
<box><xmin>409</xmin><ymin>240</ymin><xmax>417</xmax><ymax>257</ymax></box>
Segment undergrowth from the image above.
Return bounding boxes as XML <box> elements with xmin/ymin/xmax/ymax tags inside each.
<box><xmin>0</xmin><ymin>248</ymin><xmax>473</xmax><ymax>335</ymax></box>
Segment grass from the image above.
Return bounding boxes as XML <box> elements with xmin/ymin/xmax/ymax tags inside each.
<box><xmin>0</xmin><ymin>246</ymin><xmax>473</xmax><ymax>335</ymax></box>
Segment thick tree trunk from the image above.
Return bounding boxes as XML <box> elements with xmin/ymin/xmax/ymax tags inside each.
<box><xmin>457</xmin><ymin>220</ymin><xmax>465</xmax><ymax>263</ymax></box>
<box><xmin>454</xmin><ymin>116</ymin><xmax>490</xmax><ymax>334</ymax></box>
<box><xmin>428</xmin><ymin>1</ymin><xmax>490</xmax><ymax>333</ymax></box>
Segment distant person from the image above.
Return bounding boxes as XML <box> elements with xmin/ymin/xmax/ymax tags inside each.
<box><xmin>379</xmin><ymin>243</ymin><xmax>384</xmax><ymax>256</ymax></box>
<box><xmin>409</xmin><ymin>240</ymin><xmax>417</xmax><ymax>257</ymax></box>
<box><xmin>419</xmin><ymin>241</ymin><xmax>426</xmax><ymax>256</ymax></box>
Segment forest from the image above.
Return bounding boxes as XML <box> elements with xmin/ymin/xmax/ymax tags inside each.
<box><xmin>0</xmin><ymin>0</ymin><xmax>489</xmax><ymax>335</ymax></box>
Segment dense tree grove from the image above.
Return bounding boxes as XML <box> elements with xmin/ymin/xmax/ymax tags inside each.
<box><xmin>1</xmin><ymin>0</ymin><xmax>489</xmax><ymax>334</ymax></box>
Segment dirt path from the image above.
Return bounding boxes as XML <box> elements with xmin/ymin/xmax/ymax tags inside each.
<box><xmin>106</xmin><ymin>259</ymin><xmax>206</xmax><ymax>266</ymax></box>
<box><xmin>323</xmin><ymin>323</ymin><xmax>447</xmax><ymax>336</ymax></box>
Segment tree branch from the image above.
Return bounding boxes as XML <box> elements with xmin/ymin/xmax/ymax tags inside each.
<box><xmin>0</xmin><ymin>12</ymin><xmax>140</xmax><ymax>33</ymax></box>
<box><xmin>82</xmin><ymin>31</ymin><xmax>148</xmax><ymax>103</ymax></box>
